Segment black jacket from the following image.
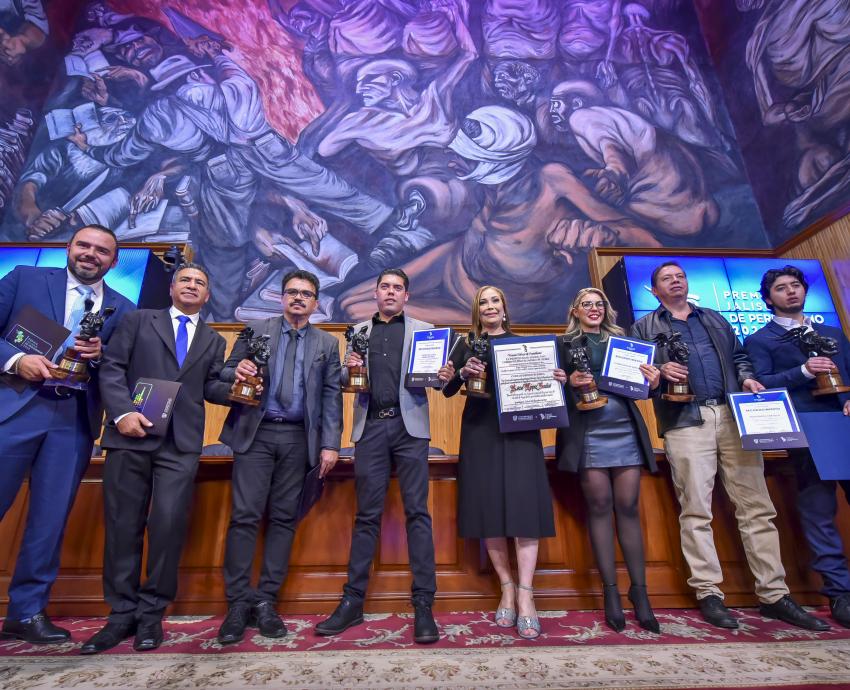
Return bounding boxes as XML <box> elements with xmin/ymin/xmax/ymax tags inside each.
<box><xmin>631</xmin><ymin>305</ymin><xmax>755</xmax><ymax>437</ymax></box>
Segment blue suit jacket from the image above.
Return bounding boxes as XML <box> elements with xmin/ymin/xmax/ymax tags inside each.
<box><xmin>744</xmin><ymin>320</ymin><xmax>850</xmax><ymax>413</ymax></box>
<box><xmin>0</xmin><ymin>265</ymin><xmax>136</xmax><ymax>435</ymax></box>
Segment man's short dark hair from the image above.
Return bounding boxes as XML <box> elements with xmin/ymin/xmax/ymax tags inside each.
<box><xmin>376</xmin><ymin>268</ymin><xmax>409</xmax><ymax>291</ymax></box>
<box><xmin>651</xmin><ymin>260</ymin><xmax>686</xmax><ymax>287</ymax></box>
<box><xmin>69</xmin><ymin>224</ymin><xmax>119</xmax><ymax>251</ymax></box>
<box><xmin>282</xmin><ymin>269</ymin><xmax>320</xmax><ymax>296</ymax></box>
<box><xmin>760</xmin><ymin>265</ymin><xmax>809</xmax><ymax>312</ymax></box>
<box><xmin>172</xmin><ymin>261</ymin><xmax>210</xmax><ymax>285</ymax></box>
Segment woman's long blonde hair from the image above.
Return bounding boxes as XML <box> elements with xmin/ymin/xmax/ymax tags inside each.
<box><xmin>471</xmin><ymin>285</ymin><xmax>512</xmax><ymax>337</ymax></box>
<box><xmin>564</xmin><ymin>287</ymin><xmax>624</xmax><ymax>341</ymax></box>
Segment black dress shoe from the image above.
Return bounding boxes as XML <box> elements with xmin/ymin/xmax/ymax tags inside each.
<box><xmin>133</xmin><ymin>620</ymin><xmax>164</xmax><ymax>651</ymax></box>
<box><xmin>412</xmin><ymin>602</ymin><xmax>439</xmax><ymax>644</ymax></box>
<box><xmin>217</xmin><ymin>605</ymin><xmax>251</xmax><ymax>645</ymax></box>
<box><xmin>760</xmin><ymin>595</ymin><xmax>830</xmax><ymax>631</ymax></box>
<box><xmin>80</xmin><ymin>621</ymin><xmax>136</xmax><ymax>655</ymax></box>
<box><xmin>628</xmin><ymin>585</ymin><xmax>660</xmax><ymax>634</ymax></box>
<box><xmin>698</xmin><ymin>595</ymin><xmax>739</xmax><ymax>629</ymax></box>
<box><xmin>602</xmin><ymin>584</ymin><xmax>625</xmax><ymax>632</ymax></box>
<box><xmin>830</xmin><ymin>594</ymin><xmax>850</xmax><ymax>629</ymax></box>
<box><xmin>0</xmin><ymin>612</ymin><xmax>71</xmax><ymax>644</ymax></box>
<box><xmin>252</xmin><ymin>601</ymin><xmax>287</xmax><ymax>638</ymax></box>
<box><xmin>315</xmin><ymin>598</ymin><xmax>363</xmax><ymax>636</ymax></box>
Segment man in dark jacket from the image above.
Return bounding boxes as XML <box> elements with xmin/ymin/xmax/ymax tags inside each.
<box><xmin>745</xmin><ymin>264</ymin><xmax>850</xmax><ymax>628</ymax></box>
<box><xmin>81</xmin><ymin>263</ymin><xmax>231</xmax><ymax>654</ymax></box>
<box><xmin>632</xmin><ymin>260</ymin><xmax>825</xmax><ymax>631</ymax></box>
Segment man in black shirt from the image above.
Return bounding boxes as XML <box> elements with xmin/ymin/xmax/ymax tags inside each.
<box><xmin>315</xmin><ymin>269</ymin><xmax>439</xmax><ymax>643</ymax></box>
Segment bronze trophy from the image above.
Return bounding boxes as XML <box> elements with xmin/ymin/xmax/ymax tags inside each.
<box><xmin>47</xmin><ymin>300</ymin><xmax>116</xmax><ymax>390</ymax></box>
<box><xmin>566</xmin><ymin>335</ymin><xmax>608</xmax><ymax>411</ymax></box>
<box><xmin>654</xmin><ymin>331</ymin><xmax>695</xmax><ymax>402</ymax></box>
<box><xmin>462</xmin><ymin>331</ymin><xmax>490</xmax><ymax>398</ymax></box>
<box><xmin>228</xmin><ymin>327</ymin><xmax>272</xmax><ymax>406</ymax></box>
<box><xmin>343</xmin><ymin>325</ymin><xmax>370</xmax><ymax>393</ymax></box>
<box><xmin>782</xmin><ymin>326</ymin><xmax>850</xmax><ymax>396</ymax></box>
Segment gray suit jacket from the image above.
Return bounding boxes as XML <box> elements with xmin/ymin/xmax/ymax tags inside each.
<box><xmin>343</xmin><ymin>314</ymin><xmax>432</xmax><ymax>443</ymax></box>
<box><xmin>219</xmin><ymin>317</ymin><xmax>342</xmax><ymax>464</ymax></box>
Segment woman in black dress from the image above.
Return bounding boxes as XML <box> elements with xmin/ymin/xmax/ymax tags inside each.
<box><xmin>556</xmin><ymin>287</ymin><xmax>662</xmax><ymax>633</ymax></box>
<box><xmin>438</xmin><ymin>286</ymin><xmax>566</xmax><ymax>639</ymax></box>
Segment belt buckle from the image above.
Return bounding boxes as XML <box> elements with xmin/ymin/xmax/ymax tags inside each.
<box><xmin>705</xmin><ymin>398</ymin><xmax>720</xmax><ymax>406</ymax></box>
<box><xmin>378</xmin><ymin>408</ymin><xmax>396</xmax><ymax>419</ymax></box>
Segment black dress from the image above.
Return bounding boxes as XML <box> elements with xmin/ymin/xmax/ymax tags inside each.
<box><xmin>443</xmin><ymin>333</ymin><xmax>556</xmax><ymax>539</ymax></box>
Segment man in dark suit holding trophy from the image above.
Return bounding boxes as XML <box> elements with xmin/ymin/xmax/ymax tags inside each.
<box><xmin>216</xmin><ymin>269</ymin><xmax>342</xmax><ymax>644</ymax></box>
<box><xmin>0</xmin><ymin>225</ymin><xmax>134</xmax><ymax>644</ymax></box>
<box><xmin>745</xmin><ymin>265</ymin><xmax>850</xmax><ymax>628</ymax></box>
<box><xmin>81</xmin><ymin>263</ymin><xmax>231</xmax><ymax>654</ymax></box>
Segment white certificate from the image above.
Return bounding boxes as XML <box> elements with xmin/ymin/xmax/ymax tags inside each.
<box><xmin>406</xmin><ymin>328</ymin><xmax>452</xmax><ymax>387</ymax></box>
<box><xmin>492</xmin><ymin>338</ymin><xmax>565</xmax><ymax>415</ymax></box>
<box><xmin>737</xmin><ymin>400</ymin><xmax>794</xmax><ymax>435</ymax></box>
<box><xmin>728</xmin><ymin>389</ymin><xmax>808</xmax><ymax>451</ymax></box>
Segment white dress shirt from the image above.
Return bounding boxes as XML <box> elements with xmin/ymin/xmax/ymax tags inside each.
<box><xmin>3</xmin><ymin>269</ymin><xmax>104</xmax><ymax>373</ymax></box>
<box><xmin>771</xmin><ymin>314</ymin><xmax>816</xmax><ymax>379</ymax></box>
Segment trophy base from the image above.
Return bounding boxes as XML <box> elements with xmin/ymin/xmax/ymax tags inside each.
<box><xmin>577</xmin><ymin>396</ymin><xmax>608</xmax><ymax>411</ymax></box>
<box><xmin>228</xmin><ymin>377</ymin><xmax>262</xmax><ymax>406</ymax></box>
<box><xmin>344</xmin><ymin>368</ymin><xmax>369</xmax><ymax>394</ymax></box>
<box><xmin>462</xmin><ymin>388</ymin><xmax>491</xmax><ymax>398</ymax></box>
<box><xmin>662</xmin><ymin>393</ymin><xmax>696</xmax><ymax>402</ymax></box>
<box><xmin>812</xmin><ymin>371</ymin><xmax>850</xmax><ymax>396</ymax></box>
<box><xmin>48</xmin><ymin>349</ymin><xmax>90</xmax><ymax>389</ymax></box>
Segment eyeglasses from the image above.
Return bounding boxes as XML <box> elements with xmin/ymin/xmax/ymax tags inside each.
<box><xmin>283</xmin><ymin>288</ymin><xmax>316</xmax><ymax>300</ymax></box>
<box><xmin>579</xmin><ymin>300</ymin><xmax>606</xmax><ymax>310</ymax></box>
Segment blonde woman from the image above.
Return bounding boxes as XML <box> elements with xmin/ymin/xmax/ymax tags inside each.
<box><xmin>438</xmin><ymin>286</ymin><xmax>566</xmax><ymax>639</ymax></box>
<box><xmin>556</xmin><ymin>288</ymin><xmax>662</xmax><ymax>633</ymax></box>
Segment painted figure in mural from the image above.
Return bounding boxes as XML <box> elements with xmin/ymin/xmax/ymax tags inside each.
<box><xmin>0</xmin><ymin>0</ymin><xmax>47</xmax><ymax>67</ymax></box>
<box><xmin>481</xmin><ymin>0</ymin><xmax>558</xmax><ymax>61</ymax></box>
<box><xmin>549</xmin><ymin>79</ymin><xmax>718</xmax><ymax>238</ymax></box>
<box><xmin>740</xmin><ymin>0</ymin><xmax>850</xmax><ymax>229</ymax></box>
<box><xmin>615</xmin><ymin>3</ymin><xmax>734</xmax><ymax>167</ymax></box>
<box><xmin>340</xmin><ymin>105</ymin><xmax>660</xmax><ymax>323</ymax></box>
<box><xmin>317</xmin><ymin>0</ymin><xmax>476</xmax><ymax>247</ymax></box>
<box><xmin>558</xmin><ymin>0</ymin><xmax>623</xmax><ymax>90</ymax></box>
<box><xmin>12</xmin><ymin>106</ymin><xmax>136</xmax><ymax>240</ymax></box>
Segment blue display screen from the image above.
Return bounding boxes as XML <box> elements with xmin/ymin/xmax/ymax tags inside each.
<box><xmin>624</xmin><ymin>256</ymin><xmax>841</xmax><ymax>341</ymax></box>
<box><xmin>0</xmin><ymin>247</ymin><xmax>150</xmax><ymax>305</ymax></box>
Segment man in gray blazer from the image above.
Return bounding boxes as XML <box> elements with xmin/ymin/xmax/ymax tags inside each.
<box><xmin>216</xmin><ymin>269</ymin><xmax>342</xmax><ymax>644</ymax></box>
<box><xmin>315</xmin><ymin>268</ymin><xmax>439</xmax><ymax>644</ymax></box>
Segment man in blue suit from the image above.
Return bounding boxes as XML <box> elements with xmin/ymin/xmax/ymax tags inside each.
<box><xmin>0</xmin><ymin>225</ymin><xmax>135</xmax><ymax>643</ymax></box>
<box><xmin>745</xmin><ymin>265</ymin><xmax>850</xmax><ymax>628</ymax></box>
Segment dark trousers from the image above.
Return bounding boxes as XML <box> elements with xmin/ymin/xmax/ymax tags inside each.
<box><xmin>789</xmin><ymin>447</ymin><xmax>850</xmax><ymax>598</ymax></box>
<box><xmin>102</xmin><ymin>434</ymin><xmax>199</xmax><ymax>624</ymax></box>
<box><xmin>344</xmin><ymin>415</ymin><xmax>436</xmax><ymax>605</ymax></box>
<box><xmin>0</xmin><ymin>393</ymin><xmax>92</xmax><ymax>620</ymax></box>
<box><xmin>223</xmin><ymin>422</ymin><xmax>308</xmax><ymax>605</ymax></box>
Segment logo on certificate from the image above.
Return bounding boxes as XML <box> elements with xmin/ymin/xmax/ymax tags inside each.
<box><xmin>132</xmin><ymin>382</ymin><xmax>153</xmax><ymax>412</ymax></box>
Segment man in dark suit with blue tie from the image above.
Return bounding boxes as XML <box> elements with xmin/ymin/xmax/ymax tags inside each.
<box><xmin>215</xmin><ymin>269</ymin><xmax>342</xmax><ymax>644</ymax></box>
<box><xmin>745</xmin><ymin>265</ymin><xmax>850</xmax><ymax>628</ymax></box>
<box><xmin>0</xmin><ymin>225</ymin><xmax>135</xmax><ymax>644</ymax></box>
<box><xmin>80</xmin><ymin>263</ymin><xmax>232</xmax><ymax>654</ymax></box>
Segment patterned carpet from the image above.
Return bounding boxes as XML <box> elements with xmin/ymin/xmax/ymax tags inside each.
<box><xmin>2</xmin><ymin>607</ymin><xmax>850</xmax><ymax>689</ymax></box>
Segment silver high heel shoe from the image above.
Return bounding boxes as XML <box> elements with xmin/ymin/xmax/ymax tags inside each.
<box><xmin>516</xmin><ymin>584</ymin><xmax>541</xmax><ymax>639</ymax></box>
<box><xmin>495</xmin><ymin>580</ymin><xmax>517</xmax><ymax>627</ymax></box>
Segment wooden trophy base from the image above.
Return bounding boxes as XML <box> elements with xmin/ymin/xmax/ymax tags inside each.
<box><xmin>576</xmin><ymin>383</ymin><xmax>607</xmax><ymax>411</ymax></box>
<box><xmin>812</xmin><ymin>369</ymin><xmax>850</xmax><ymax>396</ymax></box>
<box><xmin>45</xmin><ymin>348</ymin><xmax>89</xmax><ymax>389</ymax></box>
<box><xmin>662</xmin><ymin>382</ymin><xmax>695</xmax><ymax>403</ymax></box>
<box><xmin>228</xmin><ymin>375</ymin><xmax>262</xmax><ymax>407</ymax></box>
<box><xmin>343</xmin><ymin>366</ymin><xmax>369</xmax><ymax>394</ymax></box>
<box><xmin>462</xmin><ymin>375</ymin><xmax>490</xmax><ymax>398</ymax></box>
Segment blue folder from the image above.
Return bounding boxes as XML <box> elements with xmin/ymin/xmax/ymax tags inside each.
<box><xmin>797</xmin><ymin>412</ymin><xmax>850</xmax><ymax>480</ymax></box>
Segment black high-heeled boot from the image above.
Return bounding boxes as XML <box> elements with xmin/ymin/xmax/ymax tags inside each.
<box><xmin>628</xmin><ymin>584</ymin><xmax>660</xmax><ymax>633</ymax></box>
<box><xmin>603</xmin><ymin>584</ymin><xmax>625</xmax><ymax>632</ymax></box>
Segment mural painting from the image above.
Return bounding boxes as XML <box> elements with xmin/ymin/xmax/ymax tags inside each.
<box><xmin>0</xmin><ymin>0</ymin><xmax>769</xmax><ymax>323</ymax></box>
<box><xmin>696</xmin><ymin>0</ymin><xmax>850</xmax><ymax>244</ymax></box>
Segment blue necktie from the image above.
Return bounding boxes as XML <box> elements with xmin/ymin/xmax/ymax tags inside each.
<box><xmin>175</xmin><ymin>315</ymin><xmax>190</xmax><ymax>367</ymax></box>
<box><xmin>62</xmin><ymin>285</ymin><xmax>94</xmax><ymax>350</ymax></box>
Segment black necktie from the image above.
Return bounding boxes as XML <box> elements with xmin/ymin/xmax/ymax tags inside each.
<box><xmin>278</xmin><ymin>329</ymin><xmax>298</xmax><ymax>410</ymax></box>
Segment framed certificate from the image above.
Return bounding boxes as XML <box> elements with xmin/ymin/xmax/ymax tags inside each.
<box><xmin>406</xmin><ymin>327</ymin><xmax>453</xmax><ymax>387</ymax></box>
<box><xmin>728</xmin><ymin>388</ymin><xmax>808</xmax><ymax>450</ymax></box>
<box><xmin>491</xmin><ymin>335</ymin><xmax>569</xmax><ymax>432</ymax></box>
<box><xmin>597</xmin><ymin>335</ymin><xmax>656</xmax><ymax>399</ymax></box>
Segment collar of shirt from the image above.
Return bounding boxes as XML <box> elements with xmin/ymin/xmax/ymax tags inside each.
<box><xmin>657</xmin><ymin>302</ymin><xmax>698</xmax><ymax>320</ymax></box>
<box><xmin>66</xmin><ymin>268</ymin><xmax>103</xmax><ymax>302</ymax></box>
<box><xmin>772</xmin><ymin>314</ymin><xmax>813</xmax><ymax>332</ymax></box>
<box><xmin>282</xmin><ymin>318</ymin><xmax>309</xmax><ymax>338</ymax></box>
<box><xmin>371</xmin><ymin>311</ymin><xmax>405</xmax><ymax>326</ymax></box>
<box><xmin>169</xmin><ymin>305</ymin><xmax>201</xmax><ymax>328</ymax></box>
